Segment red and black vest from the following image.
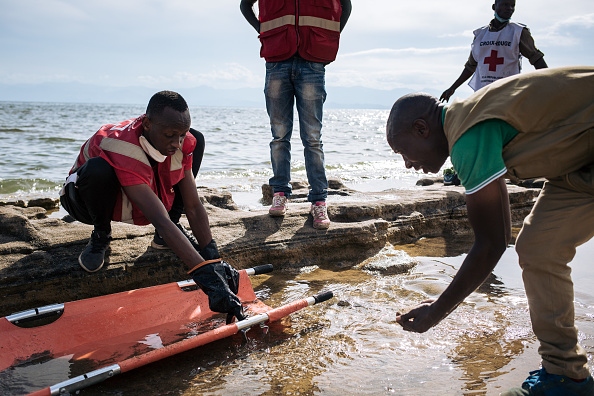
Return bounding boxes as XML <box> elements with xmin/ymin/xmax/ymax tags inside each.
<box><xmin>71</xmin><ymin>115</ymin><xmax>196</xmax><ymax>225</ymax></box>
<box><xmin>258</xmin><ymin>0</ymin><xmax>342</xmax><ymax>63</ymax></box>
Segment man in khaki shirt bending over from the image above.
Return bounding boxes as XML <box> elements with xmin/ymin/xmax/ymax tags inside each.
<box><xmin>388</xmin><ymin>67</ymin><xmax>594</xmax><ymax>395</ymax></box>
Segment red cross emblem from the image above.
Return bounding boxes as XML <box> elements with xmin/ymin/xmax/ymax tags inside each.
<box><xmin>484</xmin><ymin>50</ymin><xmax>504</xmax><ymax>71</ymax></box>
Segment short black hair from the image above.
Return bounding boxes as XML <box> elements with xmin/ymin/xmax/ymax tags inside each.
<box><xmin>146</xmin><ymin>91</ymin><xmax>188</xmax><ymax>118</ymax></box>
<box><xmin>386</xmin><ymin>92</ymin><xmax>435</xmax><ymax>143</ymax></box>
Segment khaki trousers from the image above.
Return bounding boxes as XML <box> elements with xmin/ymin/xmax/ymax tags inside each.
<box><xmin>515</xmin><ymin>166</ymin><xmax>594</xmax><ymax>379</ymax></box>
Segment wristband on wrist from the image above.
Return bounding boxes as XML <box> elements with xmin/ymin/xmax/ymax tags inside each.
<box><xmin>187</xmin><ymin>258</ymin><xmax>222</xmax><ymax>275</ymax></box>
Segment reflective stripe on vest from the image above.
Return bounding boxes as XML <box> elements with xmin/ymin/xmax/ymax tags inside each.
<box><xmin>97</xmin><ymin>136</ymin><xmax>185</xmax><ymax>223</ymax></box>
<box><xmin>261</xmin><ymin>15</ymin><xmax>340</xmax><ymax>34</ymax></box>
<box><xmin>71</xmin><ymin>115</ymin><xmax>194</xmax><ymax>225</ymax></box>
<box><xmin>100</xmin><ymin>136</ymin><xmax>184</xmax><ymax>172</ymax></box>
<box><xmin>299</xmin><ymin>16</ymin><xmax>340</xmax><ymax>32</ymax></box>
<box><xmin>82</xmin><ymin>139</ymin><xmax>92</xmax><ymax>164</ymax></box>
<box><xmin>119</xmin><ymin>187</ymin><xmax>135</xmax><ymax>224</ymax></box>
<box><xmin>170</xmin><ymin>150</ymin><xmax>183</xmax><ymax>172</ymax></box>
<box><xmin>100</xmin><ymin>137</ymin><xmax>151</xmax><ymax>167</ymax></box>
<box><xmin>258</xmin><ymin>0</ymin><xmax>341</xmax><ymax>63</ymax></box>
<box><xmin>98</xmin><ymin>138</ymin><xmax>150</xmax><ymax>223</ymax></box>
<box><xmin>260</xmin><ymin>15</ymin><xmax>296</xmax><ymax>33</ymax></box>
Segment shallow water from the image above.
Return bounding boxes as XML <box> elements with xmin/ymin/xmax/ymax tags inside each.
<box><xmin>1</xmin><ymin>101</ymin><xmax>592</xmax><ymax>394</ymax></box>
<box><xmin>6</xmin><ymin>236</ymin><xmax>589</xmax><ymax>396</ymax></box>
<box><xmin>0</xmin><ymin>102</ymin><xmax>425</xmax><ymax>205</ymax></box>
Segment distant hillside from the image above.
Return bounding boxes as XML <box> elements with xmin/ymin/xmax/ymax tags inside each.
<box><xmin>0</xmin><ymin>82</ymin><xmax>439</xmax><ymax>109</ymax></box>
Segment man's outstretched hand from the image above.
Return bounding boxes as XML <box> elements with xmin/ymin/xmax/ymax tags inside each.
<box><xmin>395</xmin><ymin>299</ymin><xmax>442</xmax><ymax>333</ymax></box>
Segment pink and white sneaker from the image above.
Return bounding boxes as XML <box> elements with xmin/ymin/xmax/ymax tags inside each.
<box><xmin>310</xmin><ymin>201</ymin><xmax>330</xmax><ymax>229</ymax></box>
<box><xmin>269</xmin><ymin>192</ymin><xmax>288</xmax><ymax>216</ymax></box>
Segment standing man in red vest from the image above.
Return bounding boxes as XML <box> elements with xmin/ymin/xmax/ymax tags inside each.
<box><xmin>60</xmin><ymin>91</ymin><xmax>245</xmax><ymax>322</ymax></box>
<box><xmin>240</xmin><ymin>0</ymin><xmax>351</xmax><ymax>229</ymax></box>
<box><xmin>440</xmin><ymin>0</ymin><xmax>547</xmax><ymax>102</ymax></box>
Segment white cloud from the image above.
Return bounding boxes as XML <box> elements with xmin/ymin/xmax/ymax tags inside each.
<box><xmin>137</xmin><ymin>63</ymin><xmax>262</xmax><ymax>89</ymax></box>
<box><xmin>437</xmin><ymin>30</ymin><xmax>475</xmax><ymax>39</ymax></box>
<box><xmin>0</xmin><ymin>72</ymin><xmax>86</xmax><ymax>85</ymax></box>
<box><xmin>342</xmin><ymin>46</ymin><xmax>469</xmax><ymax>58</ymax></box>
<box><xmin>329</xmin><ymin>46</ymin><xmax>472</xmax><ymax>91</ymax></box>
<box><xmin>537</xmin><ymin>13</ymin><xmax>594</xmax><ymax>46</ymax></box>
<box><xmin>1</xmin><ymin>0</ymin><xmax>593</xmax><ymax>96</ymax></box>
<box><xmin>346</xmin><ymin>0</ymin><xmax>485</xmax><ymax>33</ymax></box>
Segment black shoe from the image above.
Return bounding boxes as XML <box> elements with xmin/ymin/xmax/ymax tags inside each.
<box><xmin>151</xmin><ymin>222</ymin><xmax>200</xmax><ymax>251</ymax></box>
<box><xmin>79</xmin><ymin>230</ymin><xmax>112</xmax><ymax>273</ymax></box>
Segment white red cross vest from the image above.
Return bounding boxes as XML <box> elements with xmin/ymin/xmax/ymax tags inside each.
<box><xmin>70</xmin><ymin>115</ymin><xmax>196</xmax><ymax>225</ymax></box>
<box><xmin>469</xmin><ymin>22</ymin><xmax>524</xmax><ymax>91</ymax></box>
<box><xmin>258</xmin><ymin>0</ymin><xmax>342</xmax><ymax>63</ymax></box>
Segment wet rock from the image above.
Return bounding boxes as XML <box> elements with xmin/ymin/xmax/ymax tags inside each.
<box><xmin>198</xmin><ymin>187</ymin><xmax>239</xmax><ymax>211</ymax></box>
<box><xmin>362</xmin><ymin>260</ymin><xmax>417</xmax><ymax>276</ymax></box>
<box><xmin>359</xmin><ymin>245</ymin><xmax>419</xmax><ymax>275</ymax></box>
<box><xmin>416</xmin><ymin>178</ymin><xmax>440</xmax><ymax>186</ymax></box>
<box><xmin>27</xmin><ymin>198</ymin><xmax>60</xmax><ymax>210</ymax></box>
<box><xmin>62</xmin><ymin>214</ymin><xmax>76</xmax><ymax>223</ymax></box>
<box><xmin>0</xmin><ymin>182</ymin><xmax>541</xmax><ymax>317</ymax></box>
<box><xmin>512</xmin><ymin>178</ymin><xmax>546</xmax><ymax>189</ymax></box>
<box><xmin>0</xmin><ymin>206</ymin><xmax>48</xmax><ymax>242</ymax></box>
<box><xmin>0</xmin><ymin>199</ymin><xmax>25</xmax><ymax>208</ymax></box>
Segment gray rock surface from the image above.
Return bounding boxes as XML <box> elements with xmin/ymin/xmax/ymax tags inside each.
<box><xmin>0</xmin><ymin>179</ymin><xmax>540</xmax><ymax>317</ymax></box>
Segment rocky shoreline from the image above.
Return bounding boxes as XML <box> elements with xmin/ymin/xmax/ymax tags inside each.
<box><xmin>0</xmin><ymin>178</ymin><xmax>541</xmax><ymax>317</ymax></box>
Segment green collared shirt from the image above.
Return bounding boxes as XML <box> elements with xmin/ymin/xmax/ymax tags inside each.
<box><xmin>444</xmin><ymin>107</ymin><xmax>519</xmax><ymax>194</ymax></box>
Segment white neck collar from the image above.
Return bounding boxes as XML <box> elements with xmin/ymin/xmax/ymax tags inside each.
<box><xmin>139</xmin><ymin>135</ymin><xmax>166</xmax><ymax>163</ymax></box>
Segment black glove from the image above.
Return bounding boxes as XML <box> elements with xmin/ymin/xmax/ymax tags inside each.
<box><xmin>189</xmin><ymin>259</ymin><xmax>245</xmax><ymax>324</ymax></box>
<box><xmin>199</xmin><ymin>239</ymin><xmax>220</xmax><ymax>260</ymax></box>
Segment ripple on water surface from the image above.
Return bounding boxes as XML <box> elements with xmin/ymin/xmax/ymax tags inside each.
<box><xmin>2</xmin><ymin>237</ymin><xmax>593</xmax><ymax>395</ymax></box>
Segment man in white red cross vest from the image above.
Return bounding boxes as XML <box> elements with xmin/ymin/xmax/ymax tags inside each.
<box><xmin>440</xmin><ymin>0</ymin><xmax>547</xmax><ymax>102</ymax></box>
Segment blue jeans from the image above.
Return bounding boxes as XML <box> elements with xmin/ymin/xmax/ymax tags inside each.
<box><xmin>264</xmin><ymin>56</ymin><xmax>328</xmax><ymax>203</ymax></box>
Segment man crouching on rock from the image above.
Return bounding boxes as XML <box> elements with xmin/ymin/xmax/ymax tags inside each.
<box><xmin>387</xmin><ymin>67</ymin><xmax>594</xmax><ymax>395</ymax></box>
<box><xmin>60</xmin><ymin>90</ymin><xmax>245</xmax><ymax>323</ymax></box>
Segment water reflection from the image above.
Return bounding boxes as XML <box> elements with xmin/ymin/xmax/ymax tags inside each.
<box><xmin>0</xmin><ymin>355</ymin><xmax>73</xmax><ymax>396</ymax></box>
<box><xmin>2</xmin><ymin>237</ymin><xmax>592</xmax><ymax>395</ymax></box>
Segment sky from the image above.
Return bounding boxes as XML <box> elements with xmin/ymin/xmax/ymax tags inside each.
<box><xmin>1</xmin><ymin>0</ymin><xmax>593</xmax><ymax>102</ymax></box>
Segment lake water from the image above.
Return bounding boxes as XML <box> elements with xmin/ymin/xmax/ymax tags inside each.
<box><xmin>0</xmin><ymin>101</ymin><xmax>592</xmax><ymax>394</ymax></box>
<box><xmin>90</xmin><ymin>238</ymin><xmax>593</xmax><ymax>396</ymax></box>
<box><xmin>3</xmin><ymin>236</ymin><xmax>593</xmax><ymax>395</ymax></box>
<box><xmin>0</xmin><ymin>101</ymin><xmax>426</xmax><ymax>208</ymax></box>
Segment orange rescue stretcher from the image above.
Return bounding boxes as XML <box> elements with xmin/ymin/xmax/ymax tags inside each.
<box><xmin>0</xmin><ymin>264</ymin><xmax>333</xmax><ymax>395</ymax></box>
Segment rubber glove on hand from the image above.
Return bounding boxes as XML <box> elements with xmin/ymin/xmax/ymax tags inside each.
<box><xmin>189</xmin><ymin>258</ymin><xmax>245</xmax><ymax>324</ymax></box>
<box><xmin>199</xmin><ymin>239</ymin><xmax>221</xmax><ymax>260</ymax></box>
